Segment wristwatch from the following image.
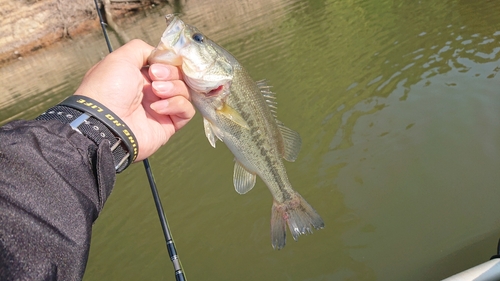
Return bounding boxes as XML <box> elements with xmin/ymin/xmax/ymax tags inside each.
<box><xmin>36</xmin><ymin>96</ymin><xmax>138</xmax><ymax>173</ymax></box>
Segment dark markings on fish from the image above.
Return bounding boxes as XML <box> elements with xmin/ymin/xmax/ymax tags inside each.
<box><xmin>240</xmin><ymin>111</ymin><xmax>250</xmax><ymax>120</ymax></box>
<box><xmin>228</xmin><ymin>55</ymin><xmax>293</xmax><ymax>202</ymax></box>
<box><xmin>256</xmin><ymin>139</ymin><xmax>264</xmax><ymax>147</ymax></box>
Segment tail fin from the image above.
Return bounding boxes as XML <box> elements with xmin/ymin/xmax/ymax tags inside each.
<box><xmin>270</xmin><ymin>192</ymin><xmax>324</xmax><ymax>250</ymax></box>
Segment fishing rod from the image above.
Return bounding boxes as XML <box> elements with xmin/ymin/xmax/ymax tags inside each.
<box><xmin>92</xmin><ymin>1</ymin><xmax>186</xmax><ymax>280</ymax></box>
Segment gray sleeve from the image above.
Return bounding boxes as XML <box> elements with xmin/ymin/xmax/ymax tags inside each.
<box><xmin>0</xmin><ymin>120</ymin><xmax>116</xmax><ymax>281</ymax></box>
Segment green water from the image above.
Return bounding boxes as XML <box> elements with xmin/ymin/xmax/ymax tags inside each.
<box><xmin>1</xmin><ymin>0</ymin><xmax>500</xmax><ymax>280</ymax></box>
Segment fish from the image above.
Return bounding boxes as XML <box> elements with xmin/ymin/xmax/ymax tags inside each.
<box><xmin>148</xmin><ymin>15</ymin><xmax>324</xmax><ymax>249</ymax></box>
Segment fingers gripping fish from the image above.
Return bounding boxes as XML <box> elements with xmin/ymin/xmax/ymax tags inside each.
<box><xmin>148</xmin><ymin>15</ymin><xmax>324</xmax><ymax>249</ymax></box>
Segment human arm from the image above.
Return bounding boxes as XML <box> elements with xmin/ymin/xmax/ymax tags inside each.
<box><xmin>0</xmin><ymin>39</ymin><xmax>194</xmax><ymax>280</ymax></box>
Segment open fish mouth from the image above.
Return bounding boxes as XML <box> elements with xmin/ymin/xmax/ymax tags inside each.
<box><xmin>164</xmin><ymin>14</ymin><xmax>182</xmax><ymax>34</ymax></box>
<box><xmin>148</xmin><ymin>15</ymin><xmax>186</xmax><ymax>66</ymax></box>
<box><xmin>149</xmin><ymin>14</ymin><xmax>235</xmax><ymax>95</ymax></box>
<box><xmin>160</xmin><ymin>16</ymin><xmax>184</xmax><ymax>52</ymax></box>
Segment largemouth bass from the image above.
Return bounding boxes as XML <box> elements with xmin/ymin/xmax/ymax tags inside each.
<box><xmin>149</xmin><ymin>15</ymin><xmax>324</xmax><ymax>249</ymax></box>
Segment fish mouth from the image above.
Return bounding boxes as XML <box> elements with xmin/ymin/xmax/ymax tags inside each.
<box><xmin>162</xmin><ymin>14</ymin><xmax>185</xmax><ymax>51</ymax></box>
<box><xmin>164</xmin><ymin>14</ymin><xmax>181</xmax><ymax>31</ymax></box>
<box><xmin>148</xmin><ymin>15</ymin><xmax>185</xmax><ymax>66</ymax></box>
<box><xmin>150</xmin><ymin>15</ymin><xmax>233</xmax><ymax>97</ymax></box>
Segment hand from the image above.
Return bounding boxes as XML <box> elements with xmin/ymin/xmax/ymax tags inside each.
<box><xmin>74</xmin><ymin>39</ymin><xmax>195</xmax><ymax>161</ymax></box>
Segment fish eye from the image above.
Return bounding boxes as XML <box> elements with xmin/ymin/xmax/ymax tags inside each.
<box><xmin>192</xmin><ymin>33</ymin><xmax>205</xmax><ymax>43</ymax></box>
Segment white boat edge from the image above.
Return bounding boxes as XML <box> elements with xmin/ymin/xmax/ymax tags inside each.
<box><xmin>442</xmin><ymin>258</ymin><xmax>500</xmax><ymax>281</ymax></box>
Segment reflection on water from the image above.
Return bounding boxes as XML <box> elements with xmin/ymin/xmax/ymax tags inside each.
<box><xmin>0</xmin><ymin>31</ymin><xmax>110</xmax><ymax>124</ymax></box>
<box><xmin>2</xmin><ymin>0</ymin><xmax>500</xmax><ymax>280</ymax></box>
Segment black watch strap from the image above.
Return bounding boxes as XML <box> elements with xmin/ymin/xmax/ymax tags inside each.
<box><xmin>36</xmin><ymin>101</ymin><xmax>135</xmax><ymax>173</ymax></box>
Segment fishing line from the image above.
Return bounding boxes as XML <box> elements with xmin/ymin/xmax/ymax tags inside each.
<box><xmin>92</xmin><ymin>1</ymin><xmax>186</xmax><ymax>280</ymax></box>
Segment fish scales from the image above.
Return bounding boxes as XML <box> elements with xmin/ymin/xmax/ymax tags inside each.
<box><xmin>225</xmin><ymin>66</ymin><xmax>291</xmax><ymax>200</ymax></box>
<box><xmin>148</xmin><ymin>15</ymin><xmax>324</xmax><ymax>249</ymax></box>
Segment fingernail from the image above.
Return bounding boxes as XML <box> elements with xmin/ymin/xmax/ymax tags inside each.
<box><xmin>150</xmin><ymin>100</ymin><xmax>170</xmax><ymax>114</ymax></box>
<box><xmin>153</xmin><ymin>81</ymin><xmax>174</xmax><ymax>94</ymax></box>
<box><xmin>150</xmin><ymin>64</ymin><xmax>170</xmax><ymax>80</ymax></box>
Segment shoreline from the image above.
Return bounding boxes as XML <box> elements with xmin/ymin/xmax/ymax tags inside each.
<box><xmin>0</xmin><ymin>0</ymin><xmax>163</xmax><ymax>67</ymax></box>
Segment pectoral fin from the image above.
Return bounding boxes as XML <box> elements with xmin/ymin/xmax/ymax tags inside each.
<box><xmin>216</xmin><ymin>103</ymin><xmax>250</xmax><ymax>129</ymax></box>
<box><xmin>278</xmin><ymin>123</ymin><xmax>302</xmax><ymax>162</ymax></box>
<box><xmin>203</xmin><ymin>118</ymin><xmax>222</xmax><ymax>148</ymax></box>
<box><xmin>233</xmin><ymin>160</ymin><xmax>256</xmax><ymax>194</ymax></box>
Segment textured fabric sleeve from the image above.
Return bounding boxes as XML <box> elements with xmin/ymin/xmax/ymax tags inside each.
<box><xmin>0</xmin><ymin>120</ymin><xmax>116</xmax><ymax>280</ymax></box>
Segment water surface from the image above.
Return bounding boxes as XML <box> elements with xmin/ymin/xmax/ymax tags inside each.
<box><xmin>1</xmin><ymin>0</ymin><xmax>500</xmax><ymax>280</ymax></box>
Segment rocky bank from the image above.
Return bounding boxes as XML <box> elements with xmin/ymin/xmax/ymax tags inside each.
<box><xmin>0</xmin><ymin>0</ymin><xmax>163</xmax><ymax>65</ymax></box>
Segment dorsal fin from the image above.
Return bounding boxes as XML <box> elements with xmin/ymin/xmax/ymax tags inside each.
<box><xmin>256</xmin><ymin>80</ymin><xmax>302</xmax><ymax>162</ymax></box>
<box><xmin>277</xmin><ymin>122</ymin><xmax>302</xmax><ymax>162</ymax></box>
<box><xmin>257</xmin><ymin>80</ymin><xmax>278</xmax><ymax>119</ymax></box>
